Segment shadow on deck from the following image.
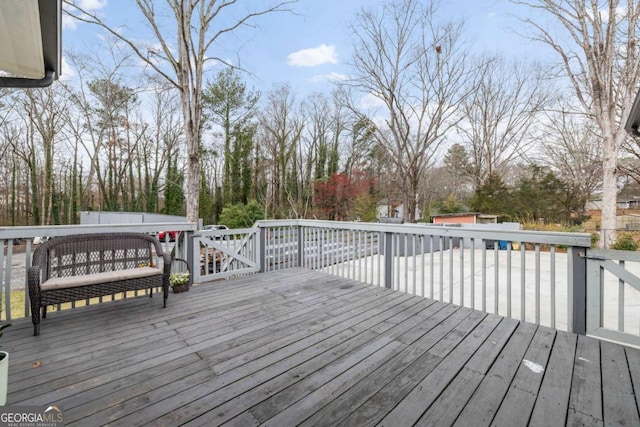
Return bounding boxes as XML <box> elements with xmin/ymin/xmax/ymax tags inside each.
<box><xmin>4</xmin><ymin>268</ymin><xmax>639</xmax><ymax>426</ymax></box>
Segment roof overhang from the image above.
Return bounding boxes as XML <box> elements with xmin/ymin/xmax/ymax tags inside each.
<box><xmin>625</xmin><ymin>87</ymin><xmax>640</xmax><ymax>137</ymax></box>
<box><xmin>0</xmin><ymin>0</ymin><xmax>61</xmax><ymax>88</ymax></box>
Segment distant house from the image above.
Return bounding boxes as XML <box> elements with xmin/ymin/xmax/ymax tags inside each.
<box><xmin>617</xmin><ymin>198</ymin><xmax>640</xmax><ymax>209</ymax></box>
<box><xmin>586</xmin><ymin>198</ymin><xmax>640</xmax><ymax>211</ymax></box>
<box><xmin>377</xmin><ymin>201</ymin><xmax>421</xmax><ymax>222</ymax></box>
<box><xmin>431</xmin><ymin>212</ymin><xmax>498</xmax><ymax>225</ymax></box>
<box><xmin>376</xmin><ymin>200</ymin><xmax>396</xmax><ymax>219</ymax></box>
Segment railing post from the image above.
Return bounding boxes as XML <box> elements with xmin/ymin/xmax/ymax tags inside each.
<box><xmin>384</xmin><ymin>232</ymin><xmax>393</xmax><ymax>289</ymax></box>
<box><xmin>259</xmin><ymin>226</ymin><xmax>267</xmax><ymax>273</ymax></box>
<box><xmin>317</xmin><ymin>228</ymin><xmax>324</xmax><ymax>270</ymax></box>
<box><xmin>571</xmin><ymin>246</ymin><xmax>588</xmax><ymax>335</ymax></box>
<box><xmin>185</xmin><ymin>230</ymin><xmax>194</xmax><ymax>279</ymax></box>
<box><xmin>297</xmin><ymin>225</ymin><xmax>304</xmax><ymax>268</ymax></box>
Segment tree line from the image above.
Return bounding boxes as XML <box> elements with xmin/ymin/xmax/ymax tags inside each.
<box><xmin>1</xmin><ymin>0</ymin><xmax>640</xmax><ymax>249</ymax></box>
<box><xmin>0</xmin><ymin>55</ymin><xmax>611</xmax><ymax>228</ymax></box>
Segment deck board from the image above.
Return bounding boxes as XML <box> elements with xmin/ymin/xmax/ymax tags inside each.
<box><xmin>567</xmin><ymin>334</ymin><xmax>603</xmax><ymax>425</ymax></box>
<box><xmin>491</xmin><ymin>326</ymin><xmax>556</xmax><ymax>426</ymax></box>
<box><xmin>3</xmin><ymin>268</ymin><xmax>640</xmax><ymax>426</ymax></box>
<box><xmin>449</xmin><ymin>322</ymin><xmax>538</xmax><ymax>427</ymax></box>
<box><xmin>335</xmin><ymin>309</ymin><xmax>490</xmax><ymax>427</ymax></box>
<box><xmin>528</xmin><ymin>331</ymin><xmax>577</xmax><ymax>426</ymax></box>
<box><xmin>600</xmin><ymin>341</ymin><xmax>640</xmax><ymax>426</ymax></box>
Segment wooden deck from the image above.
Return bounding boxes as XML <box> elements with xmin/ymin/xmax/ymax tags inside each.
<box><xmin>5</xmin><ymin>268</ymin><xmax>640</xmax><ymax>426</ymax></box>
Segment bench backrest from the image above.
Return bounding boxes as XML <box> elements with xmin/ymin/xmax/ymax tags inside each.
<box><xmin>32</xmin><ymin>233</ymin><xmax>165</xmax><ymax>280</ymax></box>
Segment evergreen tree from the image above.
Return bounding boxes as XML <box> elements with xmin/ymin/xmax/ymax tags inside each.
<box><xmin>436</xmin><ymin>193</ymin><xmax>466</xmax><ymax>214</ymax></box>
<box><xmin>203</xmin><ymin>68</ymin><xmax>259</xmax><ymax>206</ymax></box>
<box><xmin>513</xmin><ymin>164</ymin><xmax>582</xmax><ymax>224</ymax></box>
<box><xmin>164</xmin><ymin>154</ymin><xmax>185</xmax><ymax>216</ymax></box>
<box><xmin>470</xmin><ymin>173</ymin><xmax>511</xmax><ymax>217</ymax></box>
<box><xmin>198</xmin><ymin>168</ymin><xmax>214</xmax><ymax>224</ymax></box>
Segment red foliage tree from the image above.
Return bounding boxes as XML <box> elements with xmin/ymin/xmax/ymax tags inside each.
<box><xmin>314</xmin><ymin>171</ymin><xmax>376</xmax><ymax>220</ymax></box>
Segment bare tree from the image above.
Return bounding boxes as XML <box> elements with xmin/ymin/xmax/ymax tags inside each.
<box><xmin>132</xmin><ymin>79</ymin><xmax>183</xmax><ymax>213</ymax></box>
<box><xmin>541</xmin><ymin>108</ymin><xmax>603</xmax><ymax>216</ymax></box>
<box><xmin>0</xmin><ymin>89</ymin><xmax>11</xmax><ymax>149</ymax></box>
<box><xmin>22</xmin><ymin>86</ymin><xmax>71</xmax><ymax>225</ymax></box>
<box><xmin>458</xmin><ymin>55</ymin><xmax>554</xmax><ymax>189</ymax></box>
<box><xmin>257</xmin><ymin>83</ymin><xmax>304</xmax><ymax>218</ymax></box>
<box><xmin>0</xmin><ymin>123</ymin><xmax>28</xmax><ymax>225</ymax></box>
<box><xmin>343</xmin><ymin>115</ymin><xmax>377</xmax><ymax>177</ymax></box>
<box><xmin>65</xmin><ymin>0</ymin><xmax>297</xmax><ymax>222</ymax></box>
<box><xmin>297</xmin><ymin>91</ymin><xmax>349</xmax><ymax>216</ymax></box>
<box><xmin>512</xmin><ymin>0</ymin><xmax>640</xmax><ymax>247</ymax></box>
<box><xmin>5</xmin><ymin>86</ymin><xmax>71</xmax><ymax>225</ymax></box>
<box><xmin>63</xmin><ymin>46</ymin><xmax>141</xmax><ymax>211</ymax></box>
<box><xmin>346</xmin><ymin>0</ymin><xmax>471</xmax><ymax>222</ymax></box>
<box><xmin>299</xmin><ymin>93</ymin><xmax>330</xmax><ymax>215</ymax></box>
<box><xmin>620</xmin><ymin>144</ymin><xmax>640</xmax><ymax>185</ymax></box>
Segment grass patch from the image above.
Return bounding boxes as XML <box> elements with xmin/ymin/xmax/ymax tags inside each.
<box><xmin>2</xmin><ymin>289</ymin><xmax>157</xmax><ymax>321</ymax></box>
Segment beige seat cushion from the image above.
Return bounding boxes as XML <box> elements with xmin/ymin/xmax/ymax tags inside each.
<box><xmin>41</xmin><ymin>267</ymin><xmax>162</xmax><ymax>291</ymax></box>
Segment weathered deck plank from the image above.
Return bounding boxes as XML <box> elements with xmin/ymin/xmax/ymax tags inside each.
<box><xmin>600</xmin><ymin>341</ymin><xmax>640</xmax><ymax>426</ymax></box>
<box><xmin>2</xmin><ymin>268</ymin><xmax>639</xmax><ymax>426</ymax></box>
<box><xmin>412</xmin><ymin>316</ymin><xmax>517</xmax><ymax>426</ymax></box>
<box><xmin>528</xmin><ymin>331</ymin><xmax>577</xmax><ymax>427</ymax></box>
<box><xmin>297</xmin><ymin>305</ymin><xmax>482</xmax><ymax>427</ymax></box>
<box><xmin>627</xmin><ymin>346</ymin><xmax>640</xmax><ymax>416</ymax></box>
<box><xmin>450</xmin><ymin>322</ymin><xmax>539</xmax><ymax>427</ymax></box>
<box><xmin>490</xmin><ymin>326</ymin><xmax>556</xmax><ymax>426</ymax></box>
<box><xmin>567</xmin><ymin>334</ymin><xmax>603</xmax><ymax>425</ymax></box>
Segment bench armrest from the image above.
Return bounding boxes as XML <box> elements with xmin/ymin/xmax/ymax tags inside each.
<box><xmin>162</xmin><ymin>253</ymin><xmax>171</xmax><ymax>274</ymax></box>
<box><xmin>27</xmin><ymin>265</ymin><xmax>43</xmax><ymax>304</ymax></box>
<box><xmin>161</xmin><ymin>252</ymin><xmax>171</xmax><ymax>287</ymax></box>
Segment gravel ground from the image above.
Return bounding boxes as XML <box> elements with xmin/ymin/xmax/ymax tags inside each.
<box><xmin>2</xmin><ymin>245</ymin><xmax>29</xmax><ymax>291</ymax></box>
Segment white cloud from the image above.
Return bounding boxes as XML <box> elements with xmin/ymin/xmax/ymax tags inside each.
<box><xmin>59</xmin><ymin>56</ymin><xmax>75</xmax><ymax>81</ymax></box>
<box><xmin>586</xmin><ymin>5</ymin><xmax>627</xmax><ymax>22</ymax></box>
<box><xmin>78</xmin><ymin>0</ymin><xmax>108</xmax><ymax>10</ymax></box>
<box><xmin>359</xmin><ymin>92</ymin><xmax>386</xmax><ymax>109</ymax></box>
<box><xmin>310</xmin><ymin>72</ymin><xmax>349</xmax><ymax>83</ymax></box>
<box><xmin>62</xmin><ymin>14</ymin><xmax>77</xmax><ymax>30</ymax></box>
<box><xmin>287</xmin><ymin>44</ymin><xmax>338</xmax><ymax>67</ymax></box>
<box><xmin>63</xmin><ymin>0</ymin><xmax>107</xmax><ymax>30</ymax></box>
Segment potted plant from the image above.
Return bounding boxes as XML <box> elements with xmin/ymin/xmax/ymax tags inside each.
<box><xmin>0</xmin><ymin>322</ymin><xmax>11</xmax><ymax>405</ymax></box>
<box><xmin>170</xmin><ymin>272</ymin><xmax>190</xmax><ymax>293</ymax></box>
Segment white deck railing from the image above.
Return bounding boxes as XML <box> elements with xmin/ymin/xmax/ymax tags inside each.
<box><xmin>255</xmin><ymin>220</ymin><xmax>593</xmax><ymax>336</ymax></box>
<box><xmin>4</xmin><ymin>219</ymin><xmax>640</xmax><ymax>347</ymax></box>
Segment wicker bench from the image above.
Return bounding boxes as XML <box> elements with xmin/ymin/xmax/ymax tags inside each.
<box><xmin>27</xmin><ymin>232</ymin><xmax>171</xmax><ymax>336</ymax></box>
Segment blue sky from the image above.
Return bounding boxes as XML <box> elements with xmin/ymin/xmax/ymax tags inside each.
<box><xmin>62</xmin><ymin>0</ymin><xmax>548</xmax><ymax>97</ymax></box>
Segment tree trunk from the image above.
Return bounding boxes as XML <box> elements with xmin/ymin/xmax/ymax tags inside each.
<box><xmin>183</xmin><ymin>93</ymin><xmax>201</xmax><ymax>223</ymax></box>
<box><xmin>600</xmin><ymin>133</ymin><xmax>622</xmax><ymax>247</ymax></box>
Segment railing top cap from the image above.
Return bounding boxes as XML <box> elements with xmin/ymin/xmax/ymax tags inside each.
<box><xmin>255</xmin><ymin>219</ymin><xmax>593</xmax><ymax>247</ymax></box>
<box><xmin>0</xmin><ymin>222</ymin><xmax>198</xmax><ymax>239</ymax></box>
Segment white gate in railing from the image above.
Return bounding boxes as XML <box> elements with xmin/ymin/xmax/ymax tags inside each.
<box><xmin>194</xmin><ymin>227</ymin><xmax>260</xmax><ymax>283</ymax></box>
<box><xmin>584</xmin><ymin>249</ymin><xmax>640</xmax><ymax>347</ymax></box>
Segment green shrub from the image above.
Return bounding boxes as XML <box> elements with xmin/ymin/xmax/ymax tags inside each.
<box><xmin>219</xmin><ymin>200</ymin><xmax>265</xmax><ymax>229</ymax></box>
<box><xmin>611</xmin><ymin>233</ymin><xmax>638</xmax><ymax>251</ymax></box>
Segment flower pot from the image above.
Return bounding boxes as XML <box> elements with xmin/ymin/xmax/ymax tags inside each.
<box><xmin>0</xmin><ymin>351</ymin><xmax>8</xmax><ymax>405</ymax></box>
<box><xmin>171</xmin><ymin>284</ymin><xmax>190</xmax><ymax>293</ymax></box>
